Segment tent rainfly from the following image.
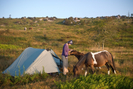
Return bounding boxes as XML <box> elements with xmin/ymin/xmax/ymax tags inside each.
<box><xmin>2</xmin><ymin>47</ymin><xmax>63</xmax><ymax>76</ymax></box>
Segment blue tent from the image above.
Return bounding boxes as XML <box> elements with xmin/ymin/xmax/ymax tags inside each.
<box><xmin>3</xmin><ymin>47</ymin><xmax>62</xmax><ymax>76</ymax></box>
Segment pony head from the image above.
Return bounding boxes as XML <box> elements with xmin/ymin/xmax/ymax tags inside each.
<box><xmin>70</xmin><ymin>50</ymin><xmax>84</xmax><ymax>55</ymax></box>
<box><xmin>70</xmin><ymin>50</ymin><xmax>77</xmax><ymax>55</ymax></box>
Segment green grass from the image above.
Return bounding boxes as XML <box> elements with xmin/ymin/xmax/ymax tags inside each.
<box><xmin>55</xmin><ymin>74</ymin><xmax>133</xmax><ymax>89</ymax></box>
<box><xmin>0</xmin><ymin>44</ymin><xmax>20</xmax><ymax>50</ymax></box>
<box><xmin>0</xmin><ymin>71</ymin><xmax>48</xmax><ymax>86</ymax></box>
<box><xmin>0</xmin><ymin>35</ymin><xmax>27</xmax><ymax>44</ymax></box>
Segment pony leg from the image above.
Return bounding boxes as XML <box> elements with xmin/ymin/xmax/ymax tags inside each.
<box><xmin>90</xmin><ymin>65</ymin><xmax>95</xmax><ymax>74</ymax></box>
<box><xmin>110</xmin><ymin>64</ymin><xmax>117</xmax><ymax>74</ymax></box>
<box><xmin>99</xmin><ymin>67</ymin><xmax>101</xmax><ymax>69</ymax></box>
<box><xmin>110</xmin><ymin>52</ymin><xmax>116</xmax><ymax>74</ymax></box>
<box><xmin>84</xmin><ymin>67</ymin><xmax>88</xmax><ymax>76</ymax></box>
<box><xmin>114</xmin><ymin>70</ymin><xmax>116</xmax><ymax>74</ymax></box>
<box><xmin>96</xmin><ymin>67</ymin><xmax>101</xmax><ymax>69</ymax></box>
<box><xmin>85</xmin><ymin>70</ymin><xmax>87</xmax><ymax>76</ymax></box>
<box><xmin>105</xmin><ymin>63</ymin><xmax>110</xmax><ymax>75</ymax></box>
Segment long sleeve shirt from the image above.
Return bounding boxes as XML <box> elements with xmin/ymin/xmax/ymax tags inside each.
<box><xmin>62</xmin><ymin>43</ymin><xmax>70</xmax><ymax>57</ymax></box>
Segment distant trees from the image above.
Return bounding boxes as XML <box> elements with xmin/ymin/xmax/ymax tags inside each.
<box><xmin>63</xmin><ymin>17</ymin><xmax>75</xmax><ymax>25</ymax></box>
<box><xmin>63</xmin><ymin>17</ymin><xmax>89</xmax><ymax>25</ymax></box>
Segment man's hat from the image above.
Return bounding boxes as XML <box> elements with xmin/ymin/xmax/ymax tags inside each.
<box><xmin>68</xmin><ymin>40</ymin><xmax>73</xmax><ymax>44</ymax></box>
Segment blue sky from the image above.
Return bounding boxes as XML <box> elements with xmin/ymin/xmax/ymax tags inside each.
<box><xmin>0</xmin><ymin>0</ymin><xmax>133</xmax><ymax>18</ymax></box>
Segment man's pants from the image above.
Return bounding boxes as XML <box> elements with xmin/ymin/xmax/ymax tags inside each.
<box><xmin>62</xmin><ymin>55</ymin><xmax>68</xmax><ymax>75</ymax></box>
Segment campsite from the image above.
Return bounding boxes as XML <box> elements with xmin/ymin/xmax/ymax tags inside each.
<box><xmin>0</xmin><ymin>17</ymin><xmax>133</xmax><ymax>89</ymax></box>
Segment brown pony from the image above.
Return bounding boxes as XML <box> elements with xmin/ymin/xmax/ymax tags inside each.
<box><xmin>72</xmin><ymin>50</ymin><xmax>116</xmax><ymax>76</ymax></box>
<box><xmin>70</xmin><ymin>50</ymin><xmax>101</xmax><ymax>69</ymax></box>
<box><xmin>69</xmin><ymin>50</ymin><xmax>85</xmax><ymax>61</ymax></box>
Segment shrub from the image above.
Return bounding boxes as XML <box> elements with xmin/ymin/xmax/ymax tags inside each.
<box><xmin>64</xmin><ymin>19</ymin><xmax>75</xmax><ymax>25</ymax></box>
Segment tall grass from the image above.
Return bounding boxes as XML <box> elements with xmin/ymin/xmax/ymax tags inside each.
<box><xmin>55</xmin><ymin>74</ymin><xmax>133</xmax><ymax>89</ymax></box>
<box><xmin>0</xmin><ymin>69</ymin><xmax>48</xmax><ymax>87</ymax></box>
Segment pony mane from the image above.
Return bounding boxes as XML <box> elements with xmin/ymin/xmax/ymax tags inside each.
<box><xmin>71</xmin><ymin>50</ymin><xmax>84</xmax><ymax>55</ymax></box>
<box><xmin>75</xmin><ymin>53</ymin><xmax>88</xmax><ymax>68</ymax></box>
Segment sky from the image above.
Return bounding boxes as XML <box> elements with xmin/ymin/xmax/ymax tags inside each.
<box><xmin>0</xmin><ymin>0</ymin><xmax>133</xmax><ymax>18</ymax></box>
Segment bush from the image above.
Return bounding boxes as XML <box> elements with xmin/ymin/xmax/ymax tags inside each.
<box><xmin>80</xmin><ymin>20</ymin><xmax>85</xmax><ymax>25</ymax></box>
<box><xmin>64</xmin><ymin>19</ymin><xmax>75</xmax><ymax>25</ymax></box>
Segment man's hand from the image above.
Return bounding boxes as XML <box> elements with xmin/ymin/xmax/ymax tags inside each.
<box><xmin>70</xmin><ymin>49</ymin><xmax>73</xmax><ymax>51</ymax></box>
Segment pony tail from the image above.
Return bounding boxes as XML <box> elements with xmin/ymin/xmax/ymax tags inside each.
<box><xmin>110</xmin><ymin>52</ymin><xmax>116</xmax><ymax>70</ymax></box>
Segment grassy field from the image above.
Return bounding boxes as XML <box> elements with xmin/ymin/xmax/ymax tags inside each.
<box><xmin>0</xmin><ymin>17</ymin><xmax>133</xmax><ymax>89</ymax></box>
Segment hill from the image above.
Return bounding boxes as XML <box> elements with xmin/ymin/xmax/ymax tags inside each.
<box><xmin>0</xmin><ymin>17</ymin><xmax>133</xmax><ymax>88</ymax></box>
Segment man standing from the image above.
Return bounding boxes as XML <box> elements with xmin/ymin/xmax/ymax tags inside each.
<box><xmin>62</xmin><ymin>40</ymin><xmax>73</xmax><ymax>75</ymax></box>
